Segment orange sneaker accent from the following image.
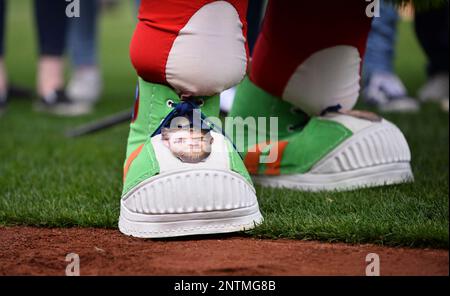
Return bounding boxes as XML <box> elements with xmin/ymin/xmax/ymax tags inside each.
<box><xmin>123</xmin><ymin>144</ymin><xmax>144</xmax><ymax>182</ymax></box>
<box><xmin>244</xmin><ymin>141</ymin><xmax>289</xmax><ymax>176</ymax></box>
<box><xmin>244</xmin><ymin>143</ymin><xmax>268</xmax><ymax>175</ymax></box>
<box><xmin>264</xmin><ymin>141</ymin><xmax>289</xmax><ymax>176</ymax></box>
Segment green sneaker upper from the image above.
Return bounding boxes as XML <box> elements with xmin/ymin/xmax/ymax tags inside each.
<box><xmin>122</xmin><ymin>78</ymin><xmax>252</xmax><ymax>196</ymax></box>
<box><xmin>229</xmin><ymin>76</ymin><xmax>309</xmax><ymax>140</ymax></box>
<box><xmin>229</xmin><ymin>76</ymin><xmax>354</xmax><ymax>176</ymax></box>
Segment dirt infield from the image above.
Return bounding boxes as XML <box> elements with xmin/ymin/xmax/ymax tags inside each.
<box><xmin>0</xmin><ymin>226</ymin><xmax>447</xmax><ymax>276</ymax></box>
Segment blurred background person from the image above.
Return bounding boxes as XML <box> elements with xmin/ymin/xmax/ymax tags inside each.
<box><xmin>415</xmin><ymin>2</ymin><xmax>449</xmax><ymax>112</ymax></box>
<box><xmin>33</xmin><ymin>0</ymin><xmax>71</xmax><ymax>115</ymax></box>
<box><xmin>362</xmin><ymin>0</ymin><xmax>419</xmax><ymax>113</ymax></box>
<box><xmin>63</xmin><ymin>0</ymin><xmax>142</xmax><ymax>115</ymax></box>
<box><xmin>2</xmin><ymin>0</ymin><xmax>106</xmax><ymax>116</ymax></box>
<box><xmin>65</xmin><ymin>0</ymin><xmax>102</xmax><ymax>115</ymax></box>
<box><xmin>363</xmin><ymin>0</ymin><xmax>449</xmax><ymax>113</ymax></box>
<box><xmin>0</xmin><ymin>0</ymin><xmax>70</xmax><ymax>115</ymax></box>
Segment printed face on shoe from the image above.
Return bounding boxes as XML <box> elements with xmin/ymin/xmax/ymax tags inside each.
<box><xmin>162</xmin><ymin>128</ymin><xmax>214</xmax><ymax>163</ymax></box>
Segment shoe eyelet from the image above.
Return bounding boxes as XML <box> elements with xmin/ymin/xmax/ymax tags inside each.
<box><xmin>287</xmin><ymin>124</ymin><xmax>295</xmax><ymax>133</ymax></box>
<box><xmin>196</xmin><ymin>98</ymin><xmax>205</xmax><ymax>107</ymax></box>
<box><xmin>290</xmin><ymin>106</ymin><xmax>303</xmax><ymax>115</ymax></box>
<box><xmin>166</xmin><ymin>99</ymin><xmax>174</xmax><ymax>108</ymax></box>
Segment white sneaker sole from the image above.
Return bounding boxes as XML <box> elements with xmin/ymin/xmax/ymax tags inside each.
<box><xmin>253</xmin><ymin>118</ymin><xmax>414</xmax><ymax>192</ymax></box>
<box><xmin>253</xmin><ymin>162</ymin><xmax>413</xmax><ymax>192</ymax></box>
<box><xmin>119</xmin><ymin>169</ymin><xmax>263</xmax><ymax>238</ymax></box>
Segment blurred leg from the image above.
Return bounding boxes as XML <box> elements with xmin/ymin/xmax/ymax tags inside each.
<box><xmin>415</xmin><ymin>3</ymin><xmax>449</xmax><ymax>107</ymax></box>
<box><xmin>246</xmin><ymin>0</ymin><xmax>265</xmax><ymax>56</ymax></box>
<box><xmin>34</xmin><ymin>0</ymin><xmax>67</xmax><ymax>97</ymax></box>
<box><xmin>134</xmin><ymin>0</ymin><xmax>140</xmax><ymax>13</ymax></box>
<box><xmin>66</xmin><ymin>0</ymin><xmax>102</xmax><ymax>103</ymax></box>
<box><xmin>68</xmin><ymin>0</ymin><xmax>99</xmax><ymax>68</ymax></box>
<box><xmin>361</xmin><ymin>1</ymin><xmax>418</xmax><ymax>112</ymax></box>
<box><xmin>415</xmin><ymin>3</ymin><xmax>449</xmax><ymax>77</ymax></box>
<box><xmin>363</xmin><ymin>0</ymin><xmax>399</xmax><ymax>83</ymax></box>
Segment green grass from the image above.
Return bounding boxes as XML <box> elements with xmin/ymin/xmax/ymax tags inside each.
<box><xmin>0</xmin><ymin>1</ymin><xmax>448</xmax><ymax>248</ymax></box>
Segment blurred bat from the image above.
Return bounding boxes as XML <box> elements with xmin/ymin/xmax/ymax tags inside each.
<box><xmin>65</xmin><ymin>109</ymin><xmax>132</xmax><ymax>138</ymax></box>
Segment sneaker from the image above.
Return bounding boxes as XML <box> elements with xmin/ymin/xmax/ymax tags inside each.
<box><xmin>441</xmin><ymin>98</ymin><xmax>449</xmax><ymax>113</ymax></box>
<box><xmin>35</xmin><ymin>89</ymin><xmax>93</xmax><ymax>116</ymax></box>
<box><xmin>229</xmin><ymin>77</ymin><xmax>414</xmax><ymax>192</ymax></box>
<box><xmin>0</xmin><ymin>84</ymin><xmax>33</xmax><ymax>116</ymax></box>
<box><xmin>119</xmin><ymin>78</ymin><xmax>263</xmax><ymax>238</ymax></box>
<box><xmin>66</xmin><ymin>67</ymin><xmax>102</xmax><ymax>104</ymax></box>
<box><xmin>418</xmin><ymin>73</ymin><xmax>449</xmax><ymax>112</ymax></box>
<box><xmin>8</xmin><ymin>84</ymin><xmax>33</xmax><ymax>100</ymax></box>
<box><xmin>363</xmin><ymin>73</ymin><xmax>419</xmax><ymax>113</ymax></box>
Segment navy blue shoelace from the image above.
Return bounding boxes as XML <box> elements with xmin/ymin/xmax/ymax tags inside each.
<box><xmin>320</xmin><ymin>104</ymin><xmax>342</xmax><ymax>116</ymax></box>
<box><xmin>151</xmin><ymin>100</ymin><xmax>241</xmax><ymax>158</ymax></box>
<box><xmin>151</xmin><ymin>100</ymin><xmax>203</xmax><ymax>137</ymax></box>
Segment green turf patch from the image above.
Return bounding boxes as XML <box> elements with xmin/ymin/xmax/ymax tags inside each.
<box><xmin>0</xmin><ymin>1</ymin><xmax>448</xmax><ymax>248</ymax></box>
